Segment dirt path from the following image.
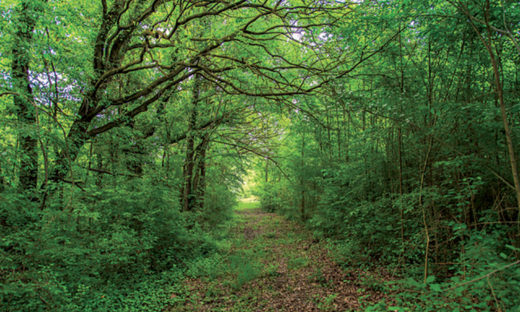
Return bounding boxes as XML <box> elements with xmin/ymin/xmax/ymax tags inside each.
<box><xmin>169</xmin><ymin>202</ymin><xmax>385</xmax><ymax>311</ymax></box>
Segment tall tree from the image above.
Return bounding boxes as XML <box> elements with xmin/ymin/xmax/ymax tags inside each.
<box><xmin>10</xmin><ymin>0</ymin><xmax>46</xmax><ymax>193</ymax></box>
<box><xmin>43</xmin><ymin>0</ymin><xmax>354</xmax><ymax>192</ymax></box>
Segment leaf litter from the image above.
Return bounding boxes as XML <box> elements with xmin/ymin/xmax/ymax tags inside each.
<box><xmin>168</xmin><ymin>206</ymin><xmax>389</xmax><ymax>311</ymax></box>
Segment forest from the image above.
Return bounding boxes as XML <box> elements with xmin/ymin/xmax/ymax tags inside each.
<box><xmin>1</xmin><ymin>0</ymin><xmax>520</xmax><ymax>311</ymax></box>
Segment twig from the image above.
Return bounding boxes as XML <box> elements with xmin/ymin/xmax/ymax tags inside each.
<box><xmin>449</xmin><ymin>260</ymin><xmax>520</xmax><ymax>290</ymax></box>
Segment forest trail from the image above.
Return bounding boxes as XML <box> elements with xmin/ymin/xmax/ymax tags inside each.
<box><xmin>168</xmin><ymin>201</ymin><xmax>386</xmax><ymax>311</ymax></box>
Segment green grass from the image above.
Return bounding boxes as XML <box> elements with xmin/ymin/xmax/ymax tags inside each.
<box><xmin>234</xmin><ymin>200</ymin><xmax>260</xmax><ymax>211</ymax></box>
<box><xmin>170</xmin><ymin>199</ymin><xmax>326</xmax><ymax>311</ymax></box>
<box><xmin>288</xmin><ymin>256</ymin><xmax>310</xmax><ymax>269</ymax></box>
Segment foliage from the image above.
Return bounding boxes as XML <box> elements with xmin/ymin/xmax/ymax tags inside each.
<box><xmin>0</xmin><ymin>179</ymin><xmax>229</xmax><ymax>310</ymax></box>
<box><xmin>253</xmin><ymin>1</ymin><xmax>520</xmax><ymax>310</ymax></box>
<box><xmin>2</xmin><ymin>0</ymin><xmax>520</xmax><ymax>310</ymax></box>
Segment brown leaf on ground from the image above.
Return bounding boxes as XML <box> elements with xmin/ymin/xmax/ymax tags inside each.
<box><xmin>168</xmin><ymin>205</ymin><xmax>390</xmax><ymax>311</ymax></box>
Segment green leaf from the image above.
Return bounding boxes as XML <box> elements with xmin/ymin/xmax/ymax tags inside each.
<box><xmin>430</xmin><ymin>283</ymin><xmax>442</xmax><ymax>292</ymax></box>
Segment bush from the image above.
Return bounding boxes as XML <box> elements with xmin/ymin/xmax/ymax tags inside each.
<box><xmin>0</xmin><ymin>178</ymin><xmax>221</xmax><ymax>311</ymax></box>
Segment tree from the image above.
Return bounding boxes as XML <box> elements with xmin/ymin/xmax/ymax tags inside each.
<box><xmin>10</xmin><ymin>0</ymin><xmax>46</xmax><ymax>193</ymax></box>
<box><xmin>43</xmin><ymin>0</ymin><xmax>352</xmax><ymax>191</ymax></box>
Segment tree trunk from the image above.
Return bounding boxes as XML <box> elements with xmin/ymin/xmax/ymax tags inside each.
<box><xmin>182</xmin><ymin>74</ymin><xmax>202</xmax><ymax>212</ymax></box>
<box><xmin>49</xmin><ymin>115</ymin><xmax>94</xmax><ymax>183</ymax></box>
<box><xmin>461</xmin><ymin>3</ymin><xmax>520</xmax><ymax>212</ymax></box>
<box><xmin>193</xmin><ymin>135</ymin><xmax>209</xmax><ymax>210</ymax></box>
<box><xmin>300</xmin><ymin>131</ymin><xmax>306</xmax><ymax>221</ymax></box>
<box><xmin>11</xmin><ymin>1</ymin><xmax>45</xmax><ymax>193</ymax></box>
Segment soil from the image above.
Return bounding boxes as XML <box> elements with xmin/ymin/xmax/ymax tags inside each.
<box><xmin>168</xmin><ymin>204</ymin><xmax>387</xmax><ymax>311</ymax></box>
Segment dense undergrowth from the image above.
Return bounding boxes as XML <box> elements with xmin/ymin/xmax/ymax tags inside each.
<box><xmin>1</xmin><ymin>178</ymin><xmax>236</xmax><ymax>311</ymax></box>
<box><xmin>257</xmin><ymin>174</ymin><xmax>520</xmax><ymax>310</ymax></box>
<box><xmin>255</xmin><ymin>141</ymin><xmax>520</xmax><ymax>311</ymax></box>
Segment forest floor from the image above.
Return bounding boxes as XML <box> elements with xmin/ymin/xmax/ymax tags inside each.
<box><xmin>167</xmin><ymin>201</ymin><xmax>388</xmax><ymax>311</ymax></box>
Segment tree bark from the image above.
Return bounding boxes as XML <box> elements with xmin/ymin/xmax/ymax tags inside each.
<box><xmin>182</xmin><ymin>74</ymin><xmax>202</xmax><ymax>212</ymax></box>
<box><xmin>484</xmin><ymin>22</ymin><xmax>520</xmax><ymax>212</ymax></box>
<box><xmin>300</xmin><ymin>130</ymin><xmax>306</xmax><ymax>221</ymax></box>
<box><xmin>193</xmin><ymin>134</ymin><xmax>210</xmax><ymax>210</ymax></box>
<box><xmin>452</xmin><ymin>0</ymin><xmax>520</xmax><ymax>213</ymax></box>
<box><xmin>49</xmin><ymin>114</ymin><xmax>94</xmax><ymax>183</ymax></box>
<box><xmin>11</xmin><ymin>1</ymin><xmax>45</xmax><ymax>193</ymax></box>
<box><xmin>465</xmin><ymin>3</ymin><xmax>520</xmax><ymax>212</ymax></box>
